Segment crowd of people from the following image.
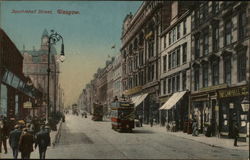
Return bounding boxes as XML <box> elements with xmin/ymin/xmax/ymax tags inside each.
<box><xmin>0</xmin><ymin>115</ymin><xmax>55</xmax><ymax>159</ymax></box>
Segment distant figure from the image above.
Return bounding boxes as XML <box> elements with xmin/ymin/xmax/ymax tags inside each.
<box><xmin>150</xmin><ymin>118</ymin><xmax>153</xmax><ymax>127</ymax></box>
<box><xmin>113</xmin><ymin>96</ymin><xmax>118</xmax><ymax>102</ymax></box>
<box><xmin>192</xmin><ymin>119</ymin><xmax>199</xmax><ymax>136</ymax></box>
<box><xmin>19</xmin><ymin>128</ymin><xmax>34</xmax><ymax>159</ymax></box>
<box><xmin>9</xmin><ymin>125</ymin><xmax>22</xmax><ymax>159</ymax></box>
<box><xmin>139</xmin><ymin>115</ymin><xmax>143</xmax><ymax>127</ymax></box>
<box><xmin>233</xmin><ymin>121</ymin><xmax>239</xmax><ymax>147</ymax></box>
<box><xmin>0</xmin><ymin>119</ymin><xmax>8</xmax><ymax>154</ymax></box>
<box><xmin>35</xmin><ymin>125</ymin><xmax>51</xmax><ymax>159</ymax></box>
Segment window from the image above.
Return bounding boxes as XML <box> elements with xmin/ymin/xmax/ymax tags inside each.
<box><xmin>224</xmin><ymin>20</ymin><xmax>232</xmax><ymax>46</ymax></box>
<box><xmin>203</xmin><ymin>2</ymin><xmax>209</xmax><ymax>21</ymax></box>
<box><xmin>202</xmin><ymin>63</ymin><xmax>208</xmax><ymax>87</ymax></box>
<box><xmin>195</xmin><ymin>36</ymin><xmax>200</xmax><ymax>59</ymax></box>
<box><xmin>212</xmin><ymin>1</ymin><xmax>220</xmax><ymax>15</ymax></box>
<box><xmin>172</xmin><ymin>51</ymin><xmax>177</xmax><ymax>68</ymax></box>
<box><xmin>238</xmin><ymin>11</ymin><xmax>246</xmax><ymax>40</ymax></box>
<box><xmin>139</xmin><ymin>51</ymin><xmax>143</xmax><ymax>66</ymax></box>
<box><xmin>224</xmin><ymin>56</ymin><xmax>231</xmax><ymax>84</ymax></box>
<box><xmin>176</xmin><ymin>75</ymin><xmax>180</xmax><ymax>91</ymax></box>
<box><xmin>203</xmin><ymin>29</ymin><xmax>209</xmax><ymax>55</ymax></box>
<box><xmin>169</xmin><ymin>31</ymin><xmax>172</xmax><ymax>45</ymax></box>
<box><xmin>177</xmin><ymin>47</ymin><xmax>180</xmax><ymax>66</ymax></box>
<box><xmin>15</xmin><ymin>95</ymin><xmax>19</xmax><ymax>116</ymax></box>
<box><xmin>212</xmin><ymin>25</ymin><xmax>219</xmax><ymax>51</ymax></box>
<box><xmin>212</xmin><ymin>60</ymin><xmax>219</xmax><ymax>85</ymax></box>
<box><xmin>168</xmin><ymin>78</ymin><xmax>171</xmax><ymax>93</ymax></box>
<box><xmin>164</xmin><ymin>36</ymin><xmax>166</xmax><ymax>49</ymax></box>
<box><xmin>182</xmin><ymin>71</ymin><xmax>186</xmax><ymax>90</ymax></box>
<box><xmin>163</xmin><ymin>79</ymin><xmax>166</xmax><ymax>95</ymax></box>
<box><xmin>237</xmin><ymin>50</ymin><xmax>246</xmax><ymax>82</ymax></box>
<box><xmin>195</xmin><ymin>10</ymin><xmax>200</xmax><ymax>27</ymax></box>
<box><xmin>172</xmin><ymin>76</ymin><xmax>176</xmax><ymax>93</ymax></box>
<box><xmin>163</xmin><ymin>55</ymin><xmax>167</xmax><ymax>72</ymax></box>
<box><xmin>182</xmin><ymin>43</ymin><xmax>187</xmax><ymax>64</ymax></box>
<box><xmin>168</xmin><ymin>54</ymin><xmax>172</xmax><ymax>70</ymax></box>
<box><xmin>151</xmin><ymin>64</ymin><xmax>154</xmax><ymax>81</ymax></box>
<box><xmin>173</xmin><ymin>28</ymin><xmax>177</xmax><ymax>42</ymax></box>
<box><xmin>177</xmin><ymin>24</ymin><xmax>180</xmax><ymax>39</ymax></box>
<box><xmin>183</xmin><ymin>18</ymin><xmax>187</xmax><ymax>35</ymax></box>
<box><xmin>148</xmin><ymin>40</ymin><xmax>154</xmax><ymax>58</ymax></box>
<box><xmin>194</xmin><ymin>67</ymin><xmax>200</xmax><ymax>91</ymax></box>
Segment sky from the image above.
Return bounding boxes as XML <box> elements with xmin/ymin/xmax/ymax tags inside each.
<box><xmin>1</xmin><ymin>1</ymin><xmax>142</xmax><ymax>107</ymax></box>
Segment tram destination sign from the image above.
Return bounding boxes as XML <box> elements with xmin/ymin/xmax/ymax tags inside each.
<box><xmin>218</xmin><ymin>85</ymin><xmax>248</xmax><ymax>98</ymax></box>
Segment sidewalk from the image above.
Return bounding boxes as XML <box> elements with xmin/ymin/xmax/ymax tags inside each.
<box><xmin>142</xmin><ymin>124</ymin><xmax>249</xmax><ymax>151</ymax></box>
<box><xmin>0</xmin><ymin>120</ymin><xmax>63</xmax><ymax>159</ymax></box>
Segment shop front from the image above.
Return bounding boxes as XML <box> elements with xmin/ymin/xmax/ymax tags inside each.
<box><xmin>190</xmin><ymin>84</ymin><xmax>228</xmax><ymax>136</ymax></box>
<box><xmin>159</xmin><ymin>91</ymin><xmax>188</xmax><ymax>132</ymax></box>
<box><xmin>218</xmin><ymin>85</ymin><xmax>249</xmax><ymax>141</ymax></box>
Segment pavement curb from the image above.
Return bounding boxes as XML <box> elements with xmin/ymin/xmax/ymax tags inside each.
<box><xmin>52</xmin><ymin>120</ymin><xmax>63</xmax><ymax>146</ymax></box>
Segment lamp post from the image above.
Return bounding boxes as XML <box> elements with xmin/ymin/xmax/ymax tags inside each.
<box><xmin>47</xmin><ymin>30</ymin><xmax>65</xmax><ymax>123</ymax></box>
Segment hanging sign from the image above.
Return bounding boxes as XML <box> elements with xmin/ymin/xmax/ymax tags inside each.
<box><xmin>23</xmin><ymin>101</ymin><xmax>32</xmax><ymax>108</ymax></box>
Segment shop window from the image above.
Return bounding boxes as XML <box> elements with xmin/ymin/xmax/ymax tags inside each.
<box><xmin>237</xmin><ymin>50</ymin><xmax>246</xmax><ymax>82</ymax></box>
<box><xmin>15</xmin><ymin>95</ymin><xmax>19</xmax><ymax>116</ymax></box>
<box><xmin>224</xmin><ymin>56</ymin><xmax>231</xmax><ymax>85</ymax></box>
<box><xmin>224</xmin><ymin>20</ymin><xmax>232</xmax><ymax>46</ymax></box>
<box><xmin>0</xmin><ymin>84</ymin><xmax>8</xmax><ymax>116</ymax></box>
<box><xmin>212</xmin><ymin>60</ymin><xmax>219</xmax><ymax>85</ymax></box>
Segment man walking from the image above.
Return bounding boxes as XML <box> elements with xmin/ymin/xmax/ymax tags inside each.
<box><xmin>233</xmin><ymin>121</ymin><xmax>239</xmax><ymax>146</ymax></box>
<box><xmin>139</xmin><ymin>115</ymin><xmax>143</xmax><ymax>127</ymax></box>
<box><xmin>9</xmin><ymin>125</ymin><xmax>22</xmax><ymax>159</ymax></box>
<box><xmin>19</xmin><ymin>128</ymin><xmax>34</xmax><ymax>159</ymax></box>
<box><xmin>0</xmin><ymin>119</ymin><xmax>8</xmax><ymax>154</ymax></box>
<box><xmin>35</xmin><ymin>125</ymin><xmax>51</xmax><ymax>159</ymax></box>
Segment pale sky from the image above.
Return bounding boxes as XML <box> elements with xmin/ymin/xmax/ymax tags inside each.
<box><xmin>1</xmin><ymin>1</ymin><xmax>142</xmax><ymax>107</ymax></box>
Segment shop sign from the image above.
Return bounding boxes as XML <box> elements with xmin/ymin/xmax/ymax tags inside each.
<box><xmin>199</xmin><ymin>83</ymin><xmax>227</xmax><ymax>92</ymax></box>
<box><xmin>23</xmin><ymin>101</ymin><xmax>32</xmax><ymax>108</ymax></box>
<box><xmin>123</xmin><ymin>86</ymin><xmax>142</xmax><ymax>96</ymax></box>
<box><xmin>218</xmin><ymin>86</ymin><xmax>249</xmax><ymax>98</ymax></box>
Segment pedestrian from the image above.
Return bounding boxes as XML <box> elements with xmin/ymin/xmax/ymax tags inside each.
<box><xmin>150</xmin><ymin>118</ymin><xmax>153</xmax><ymax>127</ymax></box>
<box><xmin>9</xmin><ymin>125</ymin><xmax>22</xmax><ymax>159</ymax></box>
<box><xmin>233</xmin><ymin>121</ymin><xmax>239</xmax><ymax>147</ymax></box>
<box><xmin>192</xmin><ymin>119</ymin><xmax>199</xmax><ymax>136</ymax></box>
<box><xmin>19</xmin><ymin>128</ymin><xmax>34</xmax><ymax>159</ymax></box>
<box><xmin>139</xmin><ymin>115</ymin><xmax>143</xmax><ymax>127</ymax></box>
<box><xmin>35</xmin><ymin>125</ymin><xmax>51</xmax><ymax>159</ymax></box>
<box><xmin>0</xmin><ymin>119</ymin><xmax>8</xmax><ymax>154</ymax></box>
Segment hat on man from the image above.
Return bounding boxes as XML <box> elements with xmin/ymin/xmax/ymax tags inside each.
<box><xmin>14</xmin><ymin>125</ymin><xmax>19</xmax><ymax>129</ymax></box>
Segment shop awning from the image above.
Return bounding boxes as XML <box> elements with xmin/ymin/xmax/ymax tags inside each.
<box><xmin>134</xmin><ymin>93</ymin><xmax>148</xmax><ymax>107</ymax></box>
<box><xmin>159</xmin><ymin>91</ymin><xmax>187</xmax><ymax>110</ymax></box>
<box><xmin>131</xmin><ymin>93</ymin><xmax>148</xmax><ymax>108</ymax></box>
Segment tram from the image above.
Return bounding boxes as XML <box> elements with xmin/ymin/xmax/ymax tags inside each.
<box><xmin>110</xmin><ymin>100</ymin><xmax>135</xmax><ymax>132</ymax></box>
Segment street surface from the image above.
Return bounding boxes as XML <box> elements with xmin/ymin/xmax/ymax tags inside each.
<box><xmin>2</xmin><ymin>114</ymin><xmax>249</xmax><ymax>159</ymax></box>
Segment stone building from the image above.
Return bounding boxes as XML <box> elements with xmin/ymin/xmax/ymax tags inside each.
<box><xmin>121</xmin><ymin>1</ymin><xmax>171</xmax><ymax>123</ymax></box>
<box><xmin>158</xmin><ymin>1</ymin><xmax>193</xmax><ymax>130</ymax></box>
<box><xmin>112</xmin><ymin>54</ymin><xmax>123</xmax><ymax>99</ymax></box>
<box><xmin>0</xmin><ymin>28</ymin><xmax>43</xmax><ymax>120</ymax></box>
<box><xmin>22</xmin><ymin>29</ymin><xmax>62</xmax><ymax>116</ymax></box>
<box><xmin>190</xmin><ymin>1</ymin><xmax>249</xmax><ymax>141</ymax></box>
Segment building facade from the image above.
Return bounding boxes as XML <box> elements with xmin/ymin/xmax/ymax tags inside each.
<box><xmin>22</xmin><ymin>29</ymin><xmax>62</xmax><ymax>116</ymax></box>
<box><xmin>159</xmin><ymin>1</ymin><xmax>192</xmax><ymax>131</ymax></box>
<box><xmin>0</xmin><ymin>28</ymin><xmax>43</xmax><ymax>120</ymax></box>
<box><xmin>121</xmin><ymin>1</ymin><xmax>171</xmax><ymax>123</ymax></box>
<box><xmin>190</xmin><ymin>1</ymin><xmax>250</xmax><ymax>140</ymax></box>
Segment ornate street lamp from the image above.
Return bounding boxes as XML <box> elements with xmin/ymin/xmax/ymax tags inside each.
<box><xmin>47</xmin><ymin>30</ymin><xmax>65</xmax><ymax>122</ymax></box>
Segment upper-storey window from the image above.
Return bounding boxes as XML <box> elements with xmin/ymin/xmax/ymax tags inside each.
<box><xmin>212</xmin><ymin>24</ymin><xmax>219</xmax><ymax>51</ymax></box>
<box><xmin>224</xmin><ymin>20</ymin><xmax>232</xmax><ymax>46</ymax></box>
<box><xmin>203</xmin><ymin>28</ymin><xmax>209</xmax><ymax>55</ymax></box>
<box><xmin>195</xmin><ymin>35</ymin><xmax>200</xmax><ymax>59</ymax></box>
<box><xmin>163</xmin><ymin>55</ymin><xmax>167</xmax><ymax>72</ymax></box>
<box><xmin>212</xmin><ymin>1</ymin><xmax>220</xmax><ymax>15</ymax></box>
<box><xmin>183</xmin><ymin>18</ymin><xmax>187</xmax><ymax>35</ymax></box>
<box><xmin>182</xmin><ymin>43</ymin><xmax>187</xmax><ymax>64</ymax></box>
<box><xmin>148</xmin><ymin>40</ymin><xmax>154</xmax><ymax>58</ymax></box>
<box><xmin>177</xmin><ymin>24</ymin><xmax>180</xmax><ymax>40</ymax></box>
<box><xmin>202</xmin><ymin>2</ymin><xmax>209</xmax><ymax>21</ymax></box>
<box><xmin>238</xmin><ymin>11</ymin><xmax>246</xmax><ymax>40</ymax></box>
<box><xmin>237</xmin><ymin>49</ymin><xmax>246</xmax><ymax>82</ymax></box>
